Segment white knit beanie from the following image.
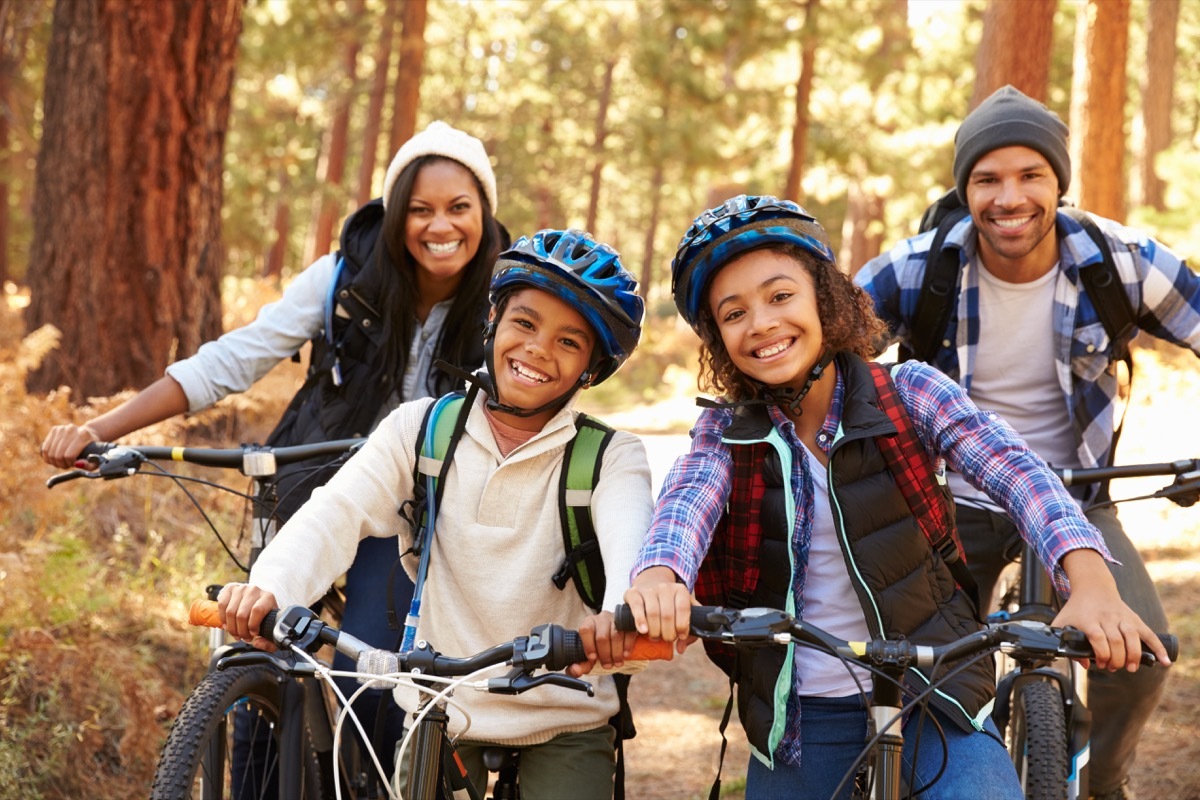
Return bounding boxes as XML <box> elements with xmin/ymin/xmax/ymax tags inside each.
<box><xmin>382</xmin><ymin>121</ymin><xmax>498</xmax><ymax>213</ymax></box>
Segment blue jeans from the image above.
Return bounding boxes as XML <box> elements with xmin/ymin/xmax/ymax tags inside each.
<box><xmin>745</xmin><ymin>695</ymin><xmax>1023</xmax><ymax>800</ymax></box>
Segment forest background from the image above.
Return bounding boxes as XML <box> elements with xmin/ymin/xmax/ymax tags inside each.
<box><xmin>1</xmin><ymin>0</ymin><xmax>1200</xmax><ymax>797</ymax></box>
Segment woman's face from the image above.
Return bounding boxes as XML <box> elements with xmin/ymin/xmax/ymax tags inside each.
<box><xmin>404</xmin><ymin>159</ymin><xmax>485</xmax><ymax>291</ymax></box>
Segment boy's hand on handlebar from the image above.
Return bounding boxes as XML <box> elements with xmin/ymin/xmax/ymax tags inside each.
<box><xmin>40</xmin><ymin>423</ymin><xmax>100</xmax><ymax>469</ymax></box>
<box><xmin>218</xmin><ymin>583</ymin><xmax>279</xmax><ymax>652</ymax></box>
<box><xmin>622</xmin><ymin>566</ymin><xmax>697</xmax><ymax>656</ymax></box>
<box><xmin>569</xmin><ymin>610</ymin><xmax>637</xmax><ymax>677</ymax></box>
<box><xmin>1055</xmin><ymin>549</ymin><xmax>1171</xmax><ymax>671</ymax></box>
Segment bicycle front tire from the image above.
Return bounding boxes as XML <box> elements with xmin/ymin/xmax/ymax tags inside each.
<box><xmin>150</xmin><ymin>664</ymin><xmax>323</xmax><ymax>800</ymax></box>
<box><xmin>1009</xmin><ymin>680</ymin><xmax>1068</xmax><ymax>800</ymax></box>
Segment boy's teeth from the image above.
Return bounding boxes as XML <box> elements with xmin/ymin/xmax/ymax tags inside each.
<box><xmin>512</xmin><ymin>361</ymin><xmax>548</xmax><ymax>382</ymax></box>
<box><xmin>994</xmin><ymin>216</ymin><xmax>1032</xmax><ymax>229</ymax></box>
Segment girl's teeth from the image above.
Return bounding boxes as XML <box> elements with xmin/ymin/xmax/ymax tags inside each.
<box><xmin>757</xmin><ymin>341</ymin><xmax>789</xmax><ymax>358</ymax></box>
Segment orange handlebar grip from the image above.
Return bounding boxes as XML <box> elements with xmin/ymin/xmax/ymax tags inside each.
<box><xmin>627</xmin><ymin>637</ymin><xmax>675</xmax><ymax>661</ymax></box>
<box><xmin>189</xmin><ymin>599</ymin><xmax>222</xmax><ymax>629</ymax></box>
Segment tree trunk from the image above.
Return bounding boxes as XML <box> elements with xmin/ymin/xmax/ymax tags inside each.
<box><xmin>264</xmin><ymin>169</ymin><xmax>290</xmax><ymax>280</ymax></box>
<box><xmin>309</xmin><ymin>0</ymin><xmax>364</xmax><ymax>262</ymax></box>
<box><xmin>1138</xmin><ymin>0</ymin><xmax>1179</xmax><ymax>211</ymax></box>
<box><xmin>356</xmin><ymin>0</ymin><xmax>397</xmax><ymax>206</ymax></box>
<box><xmin>639</xmin><ymin>162</ymin><xmax>665</xmax><ymax>301</ymax></box>
<box><xmin>584</xmin><ymin>51</ymin><xmax>616</xmax><ymax>235</ymax></box>
<box><xmin>1</xmin><ymin>1</ymin><xmax>39</xmax><ymax>286</ymax></box>
<box><xmin>0</xmin><ymin>55</ymin><xmax>8</xmax><ymax>287</ymax></box>
<box><xmin>389</xmin><ymin>0</ymin><xmax>427</xmax><ymax>156</ymax></box>
<box><xmin>25</xmin><ymin>0</ymin><xmax>244</xmax><ymax>397</ymax></box>
<box><xmin>971</xmin><ymin>0</ymin><xmax>1057</xmax><ymax>107</ymax></box>
<box><xmin>1069</xmin><ymin>0</ymin><xmax>1129</xmax><ymax>221</ymax></box>
<box><xmin>784</xmin><ymin>0</ymin><xmax>818</xmax><ymax>204</ymax></box>
<box><xmin>840</xmin><ymin>180</ymin><xmax>884</xmax><ymax>276</ymax></box>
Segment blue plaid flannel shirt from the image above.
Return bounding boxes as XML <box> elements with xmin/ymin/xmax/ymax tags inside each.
<box><xmin>854</xmin><ymin>209</ymin><xmax>1200</xmax><ymax>470</ymax></box>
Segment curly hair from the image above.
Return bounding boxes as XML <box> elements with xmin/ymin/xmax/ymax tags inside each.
<box><xmin>694</xmin><ymin>243</ymin><xmax>888</xmax><ymax>400</ymax></box>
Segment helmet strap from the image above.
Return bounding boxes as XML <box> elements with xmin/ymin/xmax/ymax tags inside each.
<box><xmin>761</xmin><ymin>350</ymin><xmax>835</xmax><ymax>417</ymax></box>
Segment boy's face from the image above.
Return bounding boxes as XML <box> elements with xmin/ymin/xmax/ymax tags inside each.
<box><xmin>490</xmin><ymin>287</ymin><xmax>597</xmax><ymax>430</ymax></box>
<box><xmin>708</xmin><ymin>249</ymin><xmax>823</xmax><ymax>392</ymax></box>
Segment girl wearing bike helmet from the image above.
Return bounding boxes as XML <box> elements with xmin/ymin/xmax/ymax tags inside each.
<box><xmin>621</xmin><ymin>195</ymin><xmax>1168</xmax><ymax>800</ymax></box>
<box><xmin>220</xmin><ymin>229</ymin><xmax>651</xmax><ymax>800</ymax></box>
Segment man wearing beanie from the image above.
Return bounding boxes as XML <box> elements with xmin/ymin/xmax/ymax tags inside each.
<box><xmin>856</xmin><ymin>85</ymin><xmax>1200</xmax><ymax>800</ymax></box>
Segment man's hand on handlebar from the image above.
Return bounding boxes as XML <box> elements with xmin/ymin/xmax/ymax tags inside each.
<box><xmin>218</xmin><ymin>583</ymin><xmax>281</xmax><ymax>653</ymax></box>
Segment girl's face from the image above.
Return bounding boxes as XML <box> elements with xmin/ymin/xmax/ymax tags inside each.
<box><xmin>404</xmin><ymin>159</ymin><xmax>484</xmax><ymax>290</ymax></box>
<box><xmin>490</xmin><ymin>287</ymin><xmax>597</xmax><ymax>431</ymax></box>
<box><xmin>708</xmin><ymin>249</ymin><xmax>823</xmax><ymax>392</ymax></box>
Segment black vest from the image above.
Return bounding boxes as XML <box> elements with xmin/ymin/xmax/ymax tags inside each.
<box><xmin>264</xmin><ymin>200</ymin><xmax>487</xmax><ymax>521</ymax></box>
<box><xmin>724</xmin><ymin>354</ymin><xmax>993</xmax><ymax>758</ymax></box>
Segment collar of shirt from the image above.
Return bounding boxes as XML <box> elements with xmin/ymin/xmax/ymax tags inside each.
<box><xmin>761</xmin><ymin>362</ymin><xmax>845</xmax><ymax>458</ymax></box>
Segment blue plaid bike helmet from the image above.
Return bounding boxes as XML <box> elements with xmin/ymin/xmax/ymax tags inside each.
<box><xmin>671</xmin><ymin>194</ymin><xmax>835</xmax><ymax>330</ymax></box>
<box><xmin>490</xmin><ymin>229</ymin><xmax>644</xmax><ymax>385</ymax></box>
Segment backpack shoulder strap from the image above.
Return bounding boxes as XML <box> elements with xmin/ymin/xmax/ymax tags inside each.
<box><xmin>552</xmin><ymin>413</ymin><xmax>615</xmax><ymax>611</ymax></box>
<box><xmin>868</xmin><ymin>362</ymin><xmax>980</xmax><ymax>614</ymax></box>
<box><xmin>1059</xmin><ymin>207</ymin><xmax>1137</xmax><ymax>359</ymax></box>
<box><xmin>906</xmin><ymin>206</ymin><xmax>969</xmax><ymax>363</ymax></box>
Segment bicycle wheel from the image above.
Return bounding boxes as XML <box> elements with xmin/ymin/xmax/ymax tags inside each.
<box><xmin>1008</xmin><ymin>680</ymin><xmax>1068</xmax><ymax>800</ymax></box>
<box><xmin>150</xmin><ymin>664</ymin><xmax>323</xmax><ymax>800</ymax></box>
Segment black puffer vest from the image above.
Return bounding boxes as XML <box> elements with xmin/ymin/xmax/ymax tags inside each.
<box><xmin>716</xmin><ymin>354</ymin><xmax>992</xmax><ymax>761</ymax></box>
<box><xmin>265</xmin><ymin>200</ymin><xmax>486</xmax><ymax>521</ymax></box>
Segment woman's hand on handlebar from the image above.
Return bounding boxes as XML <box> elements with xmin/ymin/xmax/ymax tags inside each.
<box><xmin>40</xmin><ymin>423</ymin><xmax>101</xmax><ymax>469</ymax></box>
<box><xmin>1055</xmin><ymin>549</ymin><xmax>1171</xmax><ymax>672</ymax></box>
<box><xmin>218</xmin><ymin>582</ymin><xmax>280</xmax><ymax>652</ymax></box>
<box><xmin>621</xmin><ymin>566</ymin><xmax>697</xmax><ymax>656</ymax></box>
<box><xmin>568</xmin><ymin>610</ymin><xmax>639</xmax><ymax>677</ymax></box>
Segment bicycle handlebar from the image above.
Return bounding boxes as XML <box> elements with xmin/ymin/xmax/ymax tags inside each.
<box><xmin>1053</xmin><ymin>458</ymin><xmax>1200</xmax><ymax>487</ymax></box>
<box><xmin>613</xmin><ymin>604</ymin><xmax>1178</xmax><ymax>669</ymax></box>
<box><xmin>187</xmin><ymin>599</ymin><xmax>673</xmax><ymax>693</ymax></box>
<box><xmin>46</xmin><ymin>438</ymin><xmax>366</xmax><ymax>488</ymax></box>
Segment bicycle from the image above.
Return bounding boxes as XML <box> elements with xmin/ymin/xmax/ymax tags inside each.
<box><xmin>987</xmin><ymin>457</ymin><xmax>1199</xmax><ymax>800</ymax></box>
<box><xmin>47</xmin><ymin>438</ymin><xmax>375</xmax><ymax>800</ymax></box>
<box><xmin>181</xmin><ymin>599</ymin><xmax>662</xmax><ymax>800</ymax></box>
<box><xmin>613</xmin><ymin>604</ymin><xmax>1176</xmax><ymax>800</ymax></box>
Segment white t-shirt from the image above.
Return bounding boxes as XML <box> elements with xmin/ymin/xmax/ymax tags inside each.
<box><xmin>948</xmin><ymin>262</ymin><xmax>1080</xmax><ymax>512</ymax></box>
<box><xmin>795</xmin><ymin>444</ymin><xmax>873</xmax><ymax>696</ymax></box>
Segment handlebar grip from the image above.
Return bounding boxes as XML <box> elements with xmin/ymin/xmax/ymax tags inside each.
<box><xmin>81</xmin><ymin>442</ymin><xmax>115</xmax><ymax>459</ymax></box>
<box><xmin>187</xmin><ymin>599</ymin><xmax>278</xmax><ymax>640</ymax></box>
<box><xmin>613</xmin><ymin>603</ymin><xmax>724</xmax><ymax>633</ymax></box>
<box><xmin>626</xmin><ymin>637</ymin><xmax>675</xmax><ymax>661</ymax></box>
<box><xmin>1158</xmin><ymin>633</ymin><xmax>1179</xmax><ymax>664</ymax></box>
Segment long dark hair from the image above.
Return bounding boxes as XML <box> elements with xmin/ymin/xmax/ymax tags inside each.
<box><xmin>695</xmin><ymin>243</ymin><xmax>888</xmax><ymax>401</ymax></box>
<box><xmin>372</xmin><ymin>155</ymin><xmax>503</xmax><ymax>394</ymax></box>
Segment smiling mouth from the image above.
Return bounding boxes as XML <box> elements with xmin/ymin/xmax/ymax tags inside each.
<box><xmin>425</xmin><ymin>240</ymin><xmax>463</xmax><ymax>255</ymax></box>
<box><xmin>754</xmin><ymin>339</ymin><xmax>794</xmax><ymax>359</ymax></box>
<box><xmin>991</xmin><ymin>215</ymin><xmax>1035</xmax><ymax>230</ymax></box>
<box><xmin>509</xmin><ymin>359</ymin><xmax>551</xmax><ymax>383</ymax></box>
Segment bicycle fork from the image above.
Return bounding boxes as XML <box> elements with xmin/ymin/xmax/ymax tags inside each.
<box><xmin>867</xmin><ymin>677</ymin><xmax>906</xmax><ymax>799</ymax></box>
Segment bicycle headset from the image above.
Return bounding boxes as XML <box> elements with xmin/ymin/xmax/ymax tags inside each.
<box><xmin>479</xmin><ymin>228</ymin><xmax>645</xmax><ymax>417</ymax></box>
<box><xmin>670</xmin><ymin>194</ymin><xmax>839</xmax><ymax>413</ymax></box>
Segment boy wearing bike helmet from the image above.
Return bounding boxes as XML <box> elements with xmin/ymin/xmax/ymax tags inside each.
<box><xmin>220</xmin><ymin>229</ymin><xmax>650</xmax><ymax>799</ymax></box>
<box><xmin>621</xmin><ymin>196</ymin><xmax>1169</xmax><ymax>800</ymax></box>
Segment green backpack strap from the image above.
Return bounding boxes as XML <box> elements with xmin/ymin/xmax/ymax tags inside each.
<box><xmin>551</xmin><ymin>413</ymin><xmax>615</xmax><ymax>612</ymax></box>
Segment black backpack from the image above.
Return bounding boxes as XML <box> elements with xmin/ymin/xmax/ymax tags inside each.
<box><xmin>904</xmin><ymin>189</ymin><xmax>1136</xmax><ymax>366</ymax></box>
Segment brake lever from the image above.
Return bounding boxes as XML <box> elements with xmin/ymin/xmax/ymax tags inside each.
<box><xmin>46</xmin><ymin>469</ymin><xmax>92</xmax><ymax>488</ymax></box>
<box><xmin>485</xmin><ymin>669</ymin><xmax>594</xmax><ymax>697</ymax></box>
<box><xmin>216</xmin><ymin>649</ymin><xmax>317</xmax><ymax>675</ymax></box>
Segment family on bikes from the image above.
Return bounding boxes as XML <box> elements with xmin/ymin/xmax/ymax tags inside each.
<box><xmin>41</xmin><ymin>86</ymin><xmax>1198</xmax><ymax>800</ymax></box>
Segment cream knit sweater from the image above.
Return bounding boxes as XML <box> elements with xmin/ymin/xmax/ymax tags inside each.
<box><xmin>249</xmin><ymin>390</ymin><xmax>654</xmax><ymax>746</ymax></box>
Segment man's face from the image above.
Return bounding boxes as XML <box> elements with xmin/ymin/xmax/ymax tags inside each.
<box><xmin>965</xmin><ymin>145</ymin><xmax>1060</xmax><ymax>276</ymax></box>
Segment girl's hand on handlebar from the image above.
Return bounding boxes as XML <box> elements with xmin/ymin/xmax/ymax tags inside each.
<box><xmin>1055</xmin><ymin>549</ymin><xmax>1171</xmax><ymax>671</ymax></box>
<box><xmin>569</xmin><ymin>610</ymin><xmax>637</xmax><ymax>677</ymax></box>
<box><xmin>218</xmin><ymin>583</ymin><xmax>280</xmax><ymax>652</ymax></box>
<box><xmin>622</xmin><ymin>566</ymin><xmax>697</xmax><ymax>656</ymax></box>
<box><xmin>40</xmin><ymin>423</ymin><xmax>101</xmax><ymax>469</ymax></box>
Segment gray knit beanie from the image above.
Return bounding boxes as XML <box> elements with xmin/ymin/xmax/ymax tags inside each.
<box><xmin>382</xmin><ymin>121</ymin><xmax>498</xmax><ymax>212</ymax></box>
<box><xmin>952</xmin><ymin>85</ymin><xmax>1070</xmax><ymax>202</ymax></box>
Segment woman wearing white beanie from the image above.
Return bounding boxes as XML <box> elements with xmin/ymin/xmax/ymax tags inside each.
<box><xmin>40</xmin><ymin>120</ymin><xmax>508</xmax><ymax>784</ymax></box>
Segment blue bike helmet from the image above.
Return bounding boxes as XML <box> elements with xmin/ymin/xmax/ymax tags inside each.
<box><xmin>671</xmin><ymin>194</ymin><xmax>835</xmax><ymax>330</ymax></box>
<box><xmin>490</xmin><ymin>229</ymin><xmax>644</xmax><ymax>385</ymax></box>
